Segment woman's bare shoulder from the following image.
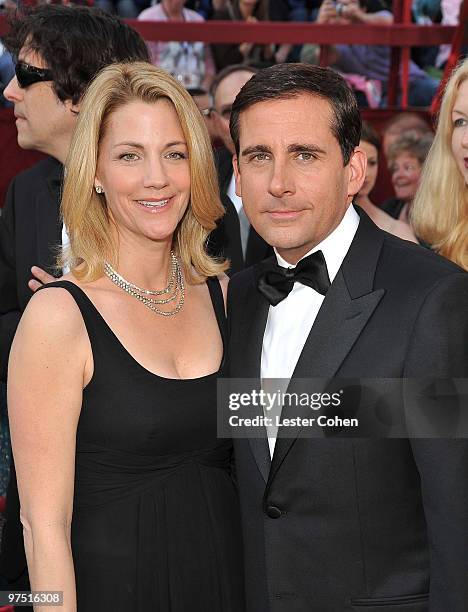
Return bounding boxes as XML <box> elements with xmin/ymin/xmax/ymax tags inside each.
<box><xmin>20</xmin><ymin>282</ymin><xmax>87</xmax><ymax>343</ymax></box>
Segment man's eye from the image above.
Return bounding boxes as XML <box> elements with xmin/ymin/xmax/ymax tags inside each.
<box><xmin>297</xmin><ymin>152</ymin><xmax>315</xmax><ymax>161</ymax></box>
<box><xmin>250</xmin><ymin>153</ymin><xmax>269</xmax><ymax>162</ymax></box>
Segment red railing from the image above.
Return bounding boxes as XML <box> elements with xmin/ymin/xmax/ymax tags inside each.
<box><xmin>0</xmin><ymin>16</ymin><xmax>460</xmax><ymax>109</ymax></box>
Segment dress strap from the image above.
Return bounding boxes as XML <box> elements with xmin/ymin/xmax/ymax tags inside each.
<box><xmin>34</xmin><ymin>280</ymin><xmax>110</xmax><ymax>353</ymax></box>
<box><xmin>36</xmin><ymin>280</ymin><xmax>96</xmax><ymax>315</ymax></box>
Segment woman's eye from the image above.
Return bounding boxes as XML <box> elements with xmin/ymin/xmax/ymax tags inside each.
<box><xmin>165</xmin><ymin>151</ymin><xmax>187</xmax><ymax>160</ymax></box>
<box><xmin>453</xmin><ymin>117</ymin><xmax>467</xmax><ymax>128</ymax></box>
<box><xmin>120</xmin><ymin>153</ymin><xmax>139</xmax><ymax>161</ymax></box>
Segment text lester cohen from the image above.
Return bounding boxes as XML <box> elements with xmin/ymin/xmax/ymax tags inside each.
<box><xmin>229</xmin><ymin>415</ymin><xmax>359</xmax><ymax>428</ymax></box>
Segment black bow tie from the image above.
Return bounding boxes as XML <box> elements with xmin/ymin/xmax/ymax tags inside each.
<box><xmin>256</xmin><ymin>251</ymin><xmax>331</xmax><ymax>306</ymax></box>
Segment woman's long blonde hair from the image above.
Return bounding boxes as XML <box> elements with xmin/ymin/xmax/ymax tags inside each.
<box><xmin>411</xmin><ymin>59</ymin><xmax>468</xmax><ymax>270</ymax></box>
<box><xmin>61</xmin><ymin>62</ymin><xmax>227</xmax><ymax>283</ymax></box>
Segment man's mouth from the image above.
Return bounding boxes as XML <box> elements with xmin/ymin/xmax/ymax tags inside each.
<box><xmin>266</xmin><ymin>208</ymin><xmax>304</xmax><ymax>216</ymax></box>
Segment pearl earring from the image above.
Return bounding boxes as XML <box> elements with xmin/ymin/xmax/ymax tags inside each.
<box><xmin>95</xmin><ymin>185</ymin><xmax>104</xmax><ymax>194</ymax></box>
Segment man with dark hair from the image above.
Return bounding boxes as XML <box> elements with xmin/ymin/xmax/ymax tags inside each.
<box><xmin>0</xmin><ymin>5</ymin><xmax>149</xmax><ymax>600</ymax></box>
<box><xmin>208</xmin><ymin>64</ymin><xmax>272</xmax><ymax>274</ymax></box>
<box><xmin>228</xmin><ymin>63</ymin><xmax>468</xmax><ymax>611</ymax></box>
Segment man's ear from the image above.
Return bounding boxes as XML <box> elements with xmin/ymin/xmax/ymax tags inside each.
<box><xmin>232</xmin><ymin>155</ymin><xmax>242</xmax><ymax>198</ymax></box>
<box><xmin>347</xmin><ymin>146</ymin><xmax>367</xmax><ymax>200</ymax></box>
<box><xmin>64</xmin><ymin>98</ymin><xmax>81</xmax><ymax>116</ymax></box>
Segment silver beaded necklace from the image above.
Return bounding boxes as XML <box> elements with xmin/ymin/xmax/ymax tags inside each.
<box><xmin>104</xmin><ymin>251</ymin><xmax>185</xmax><ymax>316</ymax></box>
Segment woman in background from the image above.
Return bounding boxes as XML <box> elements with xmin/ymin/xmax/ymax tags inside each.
<box><xmin>412</xmin><ymin>58</ymin><xmax>468</xmax><ymax>270</ymax></box>
<box><xmin>211</xmin><ymin>0</ymin><xmax>274</xmax><ymax>70</ymax></box>
<box><xmin>382</xmin><ymin>130</ymin><xmax>433</xmax><ymax>227</ymax></box>
<box><xmin>138</xmin><ymin>0</ymin><xmax>215</xmax><ymax>90</ymax></box>
<box><xmin>356</xmin><ymin>121</ymin><xmax>418</xmax><ymax>242</ymax></box>
<box><xmin>8</xmin><ymin>62</ymin><xmax>244</xmax><ymax>611</ymax></box>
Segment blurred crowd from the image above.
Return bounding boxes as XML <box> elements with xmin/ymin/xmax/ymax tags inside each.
<box><xmin>1</xmin><ymin>0</ymin><xmax>467</xmax><ymax>109</ymax></box>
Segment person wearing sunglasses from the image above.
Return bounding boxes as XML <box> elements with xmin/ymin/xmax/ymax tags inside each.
<box><xmin>0</xmin><ymin>42</ymin><xmax>14</xmax><ymax>107</ymax></box>
<box><xmin>0</xmin><ymin>5</ymin><xmax>150</xmax><ymax>606</ymax></box>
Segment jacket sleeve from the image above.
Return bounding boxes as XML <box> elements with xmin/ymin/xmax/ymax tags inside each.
<box><xmin>404</xmin><ymin>272</ymin><xmax>468</xmax><ymax>611</ymax></box>
<box><xmin>0</xmin><ymin>178</ymin><xmax>22</xmax><ymax>382</ymax></box>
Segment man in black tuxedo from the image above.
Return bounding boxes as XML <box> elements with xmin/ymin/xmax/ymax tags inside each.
<box><xmin>208</xmin><ymin>64</ymin><xmax>272</xmax><ymax>273</ymax></box>
<box><xmin>0</xmin><ymin>5</ymin><xmax>149</xmax><ymax>597</ymax></box>
<box><xmin>227</xmin><ymin>64</ymin><xmax>468</xmax><ymax>612</ymax></box>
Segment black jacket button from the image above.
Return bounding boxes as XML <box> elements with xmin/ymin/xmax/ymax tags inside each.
<box><xmin>266</xmin><ymin>505</ymin><xmax>282</xmax><ymax>519</ymax></box>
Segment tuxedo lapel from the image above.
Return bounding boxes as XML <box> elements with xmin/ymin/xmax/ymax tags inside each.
<box><xmin>36</xmin><ymin>160</ymin><xmax>62</xmax><ymax>274</ymax></box>
<box><xmin>290</xmin><ymin>271</ymin><xmax>385</xmax><ymax>381</ymax></box>
<box><xmin>239</xmin><ymin>267</ymin><xmax>271</xmax><ymax>380</ymax></box>
<box><xmin>269</xmin><ymin>211</ymin><xmax>386</xmax><ymax>483</ymax></box>
<box><xmin>237</xmin><ymin>263</ymin><xmax>274</xmax><ymax>482</ymax></box>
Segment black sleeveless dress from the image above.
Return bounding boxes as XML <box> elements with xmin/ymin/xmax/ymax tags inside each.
<box><xmin>38</xmin><ymin>279</ymin><xmax>244</xmax><ymax>612</ymax></box>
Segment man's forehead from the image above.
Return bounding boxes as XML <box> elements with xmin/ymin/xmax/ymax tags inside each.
<box><xmin>193</xmin><ymin>93</ymin><xmax>210</xmax><ymax>109</ymax></box>
<box><xmin>215</xmin><ymin>71</ymin><xmax>254</xmax><ymax>106</ymax></box>
<box><xmin>238</xmin><ymin>95</ymin><xmax>334</xmax><ymax>144</ymax></box>
<box><xmin>243</xmin><ymin>93</ymin><xmax>332</xmax><ymax>114</ymax></box>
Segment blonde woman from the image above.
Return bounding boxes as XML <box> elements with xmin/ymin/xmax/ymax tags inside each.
<box><xmin>8</xmin><ymin>63</ymin><xmax>244</xmax><ymax>611</ymax></box>
<box><xmin>412</xmin><ymin>58</ymin><xmax>468</xmax><ymax>270</ymax></box>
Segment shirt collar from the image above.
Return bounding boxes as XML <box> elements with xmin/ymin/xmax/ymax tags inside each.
<box><xmin>274</xmin><ymin>204</ymin><xmax>360</xmax><ymax>283</ymax></box>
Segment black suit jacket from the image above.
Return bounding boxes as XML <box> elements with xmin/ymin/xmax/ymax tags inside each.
<box><xmin>208</xmin><ymin>148</ymin><xmax>272</xmax><ymax>275</ymax></box>
<box><xmin>0</xmin><ymin>157</ymin><xmax>62</xmax><ymax>381</ymax></box>
<box><xmin>0</xmin><ymin>157</ymin><xmax>62</xmax><ymax>591</ymax></box>
<box><xmin>227</xmin><ymin>211</ymin><xmax>468</xmax><ymax>612</ymax></box>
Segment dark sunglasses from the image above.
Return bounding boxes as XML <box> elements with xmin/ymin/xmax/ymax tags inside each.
<box><xmin>15</xmin><ymin>61</ymin><xmax>53</xmax><ymax>88</ymax></box>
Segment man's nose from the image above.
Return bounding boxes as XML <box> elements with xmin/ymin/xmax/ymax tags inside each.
<box><xmin>268</xmin><ymin>159</ymin><xmax>294</xmax><ymax>198</ymax></box>
<box><xmin>4</xmin><ymin>76</ymin><xmax>23</xmax><ymax>103</ymax></box>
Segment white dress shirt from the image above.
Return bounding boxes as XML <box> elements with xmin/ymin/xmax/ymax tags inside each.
<box><xmin>260</xmin><ymin>204</ymin><xmax>360</xmax><ymax>455</ymax></box>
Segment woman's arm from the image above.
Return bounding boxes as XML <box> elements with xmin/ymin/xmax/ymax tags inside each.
<box><xmin>8</xmin><ymin>287</ymin><xmax>90</xmax><ymax>611</ymax></box>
